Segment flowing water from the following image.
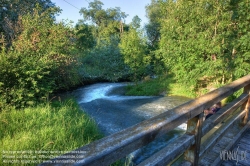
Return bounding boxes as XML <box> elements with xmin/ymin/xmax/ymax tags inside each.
<box><xmin>69</xmin><ymin>83</ymin><xmax>191</xmax><ymax>164</ymax></box>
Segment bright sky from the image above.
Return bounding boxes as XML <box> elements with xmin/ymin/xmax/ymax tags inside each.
<box><xmin>51</xmin><ymin>0</ymin><xmax>151</xmax><ymax>26</ymax></box>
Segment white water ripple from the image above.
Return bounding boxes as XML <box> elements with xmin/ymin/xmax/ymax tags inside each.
<box><xmin>78</xmin><ymin>83</ymin><xmax>152</xmax><ymax>103</ymax></box>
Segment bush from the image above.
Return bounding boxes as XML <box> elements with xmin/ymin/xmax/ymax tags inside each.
<box><xmin>0</xmin><ymin>6</ymin><xmax>82</xmax><ymax>109</ymax></box>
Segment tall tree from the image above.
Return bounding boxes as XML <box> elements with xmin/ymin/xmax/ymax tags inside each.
<box><xmin>230</xmin><ymin>0</ymin><xmax>250</xmax><ymax>79</ymax></box>
<box><xmin>78</xmin><ymin>0</ymin><xmax>129</xmax><ymax>82</ymax></box>
<box><xmin>157</xmin><ymin>0</ymin><xmax>250</xmax><ymax>91</ymax></box>
<box><xmin>79</xmin><ymin>0</ymin><xmax>127</xmax><ymax>42</ymax></box>
<box><xmin>119</xmin><ymin>16</ymin><xmax>150</xmax><ymax>82</ymax></box>
<box><xmin>145</xmin><ymin>0</ymin><xmax>161</xmax><ymax>50</ymax></box>
<box><xmin>145</xmin><ymin>0</ymin><xmax>165</xmax><ymax>75</ymax></box>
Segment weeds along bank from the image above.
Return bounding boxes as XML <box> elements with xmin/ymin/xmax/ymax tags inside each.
<box><xmin>0</xmin><ymin>99</ymin><xmax>102</xmax><ymax>166</ymax></box>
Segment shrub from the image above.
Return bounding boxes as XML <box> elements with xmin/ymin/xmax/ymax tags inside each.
<box><xmin>0</xmin><ymin>6</ymin><xmax>81</xmax><ymax>109</ymax></box>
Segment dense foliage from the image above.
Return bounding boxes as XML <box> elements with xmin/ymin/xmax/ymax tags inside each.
<box><xmin>77</xmin><ymin>0</ymin><xmax>133</xmax><ymax>82</ymax></box>
<box><xmin>0</xmin><ymin>5</ymin><xmax>81</xmax><ymax>109</ymax></box>
<box><xmin>145</xmin><ymin>0</ymin><xmax>161</xmax><ymax>50</ymax></box>
<box><xmin>119</xmin><ymin>16</ymin><xmax>150</xmax><ymax>82</ymax></box>
<box><xmin>81</xmin><ymin>37</ymin><xmax>130</xmax><ymax>82</ymax></box>
<box><xmin>79</xmin><ymin>0</ymin><xmax>127</xmax><ymax>43</ymax></box>
<box><xmin>0</xmin><ymin>0</ymin><xmax>56</xmax><ymax>48</ymax></box>
<box><xmin>153</xmin><ymin>0</ymin><xmax>250</xmax><ymax>93</ymax></box>
<box><xmin>1</xmin><ymin>0</ymin><xmax>249</xmax><ymax>107</ymax></box>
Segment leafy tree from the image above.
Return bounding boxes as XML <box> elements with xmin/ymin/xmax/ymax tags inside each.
<box><xmin>144</xmin><ymin>0</ymin><xmax>166</xmax><ymax>76</ymax></box>
<box><xmin>79</xmin><ymin>0</ymin><xmax>127</xmax><ymax>26</ymax></box>
<box><xmin>79</xmin><ymin>0</ymin><xmax>127</xmax><ymax>43</ymax></box>
<box><xmin>145</xmin><ymin>0</ymin><xmax>161</xmax><ymax>50</ymax></box>
<box><xmin>119</xmin><ymin>16</ymin><xmax>150</xmax><ymax>82</ymax></box>
<box><xmin>81</xmin><ymin>36</ymin><xmax>130</xmax><ymax>82</ymax></box>
<box><xmin>0</xmin><ymin>0</ymin><xmax>56</xmax><ymax>47</ymax></box>
<box><xmin>75</xmin><ymin>23</ymin><xmax>95</xmax><ymax>51</ymax></box>
<box><xmin>157</xmin><ymin>0</ymin><xmax>250</xmax><ymax>92</ymax></box>
<box><xmin>230</xmin><ymin>1</ymin><xmax>250</xmax><ymax>79</ymax></box>
<box><xmin>131</xmin><ymin>15</ymin><xmax>141</xmax><ymax>29</ymax></box>
<box><xmin>78</xmin><ymin>0</ymin><xmax>130</xmax><ymax>81</ymax></box>
<box><xmin>0</xmin><ymin>5</ymin><xmax>81</xmax><ymax>108</ymax></box>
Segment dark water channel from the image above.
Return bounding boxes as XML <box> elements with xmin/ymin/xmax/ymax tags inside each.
<box><xmin>68</xmin><ymin>83</ymin><xmax>191</xmax><ymax>164</ymax></box>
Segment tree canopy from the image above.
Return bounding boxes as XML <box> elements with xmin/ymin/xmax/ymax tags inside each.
<box><xmin>119</xmin><ymin>16</ymin><xmax>150</xmax><ymax>82</ymax></box>
<box><xmin>79</xmin><ymin>0</ymin><xmax>128</xmax><ymax>42</ymax></box>
<box><xmin>145</xmin><ymin>0</ymin><xmax>161</xmax><ymax>49</ymax></box>
<box><xmin>0</xmin><ymin>4</ymin><xmax>80</xmax><ymax>108</ymax></box>
<box><xmin>153</xmin><ymin>0</ymin><xmax>250</xmax><ymax>92</ymax></box>
<box><xmin>0</xmin><ymin>0</ymin><xmax>57</xmax><ymax>47</ymax></box>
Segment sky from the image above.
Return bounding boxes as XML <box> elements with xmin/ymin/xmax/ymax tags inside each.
<box><xmin>51</xmin><ymin>0</ymin><xmax>151</xmax><ymax>26</ymax></box>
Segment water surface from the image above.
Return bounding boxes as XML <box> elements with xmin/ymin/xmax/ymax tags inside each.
<box><xmin>70</xmin><ymin>83</ymin><xmax>191</xmax><ymax>164</ymax></box>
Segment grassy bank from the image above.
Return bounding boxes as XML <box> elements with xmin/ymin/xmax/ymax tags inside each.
<box><xmin>125</xmin><ymin>76</ymin><xmax>244</xmax><ymax>106</ymax></box>
<box><xmin>126</xmin><ymin>77</ymin><xmax>196</xmax><ymax>98</ymax></box>
<box><xmin>0</xmin><ymin>99</ymin><xmax>102</xmax><ymax>166</ymax></box>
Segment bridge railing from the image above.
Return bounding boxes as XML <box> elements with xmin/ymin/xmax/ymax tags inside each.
<box><xmin>40</xmin><ymin>74</ymin><xmax>250</xmax><ymax>166</ymax></box>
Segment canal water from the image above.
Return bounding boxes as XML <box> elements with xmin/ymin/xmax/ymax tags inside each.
<box><xmin>69</xmin><ymin>83</ymin><xmax>191</xmax><ymax>164</ymax></box>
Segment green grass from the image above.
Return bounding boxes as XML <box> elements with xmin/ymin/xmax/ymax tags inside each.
<box><xmin>125</xmin><ymin>76</ymin><xmax>245</xmax><ymax>106</ymax></box>
<box><xmin>125</xmin><ymin>76</ymin><xmax>196</xmax><ymax>98</ymax></box>
<box><xmin>0</xmin><ymin>99</ymin><xmax>102</xmax><ymax>166</ymax></box>
<box><xmin>126</xmin><ymin>78</ymin><xmax>167</xmax><ymax>96</ymax></box>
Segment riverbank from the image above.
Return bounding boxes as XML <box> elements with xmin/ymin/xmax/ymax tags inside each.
<box><xmin>125</xmin><ymin>77</ymin><xmax>196</xmax><ymax>98</ymax></box>
<box><xmin>125</xmin><ymin>76</ymin><xmax>244</xmax><ymax>107</ymax></box>
<box><xmin>0</xmin><ymin>99</ymin><xmax>102</xmax><ymax>166</ymax></box>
